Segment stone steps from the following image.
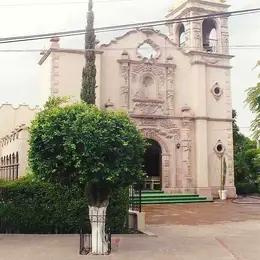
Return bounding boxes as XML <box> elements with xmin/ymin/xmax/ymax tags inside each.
<box><xmin>131</xmin><ymin>191</ymin><xmax>214</xmax><ymax>205</ymax></box>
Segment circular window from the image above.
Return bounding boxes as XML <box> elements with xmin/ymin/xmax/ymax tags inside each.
<box><xmin>214</xmin><ymin>87</ymin><xmax>221</xmax><ymax>95</ymax></box>
<box><xmin>216</xmin><ymin>144</ymin><xmax>223</xmax><ymax>152</ymax></box>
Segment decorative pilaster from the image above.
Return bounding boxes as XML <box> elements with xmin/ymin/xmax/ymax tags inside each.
<box><xmin>162</xmin><ymin>154</ymin><xmax>170</xmax><ymax>188</ymax></box>
<box><xmin>119</xmin><ymin>51</ymin><xmax>130</xmax><ymax>110</ymax></box>
<box><xmin>50</xmin><ymin>37</ymin><xmax>60</xmax><ymax>97</ymax></box>
<box><xmin>181</xmin><ymin>106</ymin><xmax>193</xmax><ymax>191</ymax></box>
<box><xmin>221</xmin><ymin>17</ymin><xmax>229</xmax><ymax>55</ymax></box>
<box><xmin>166</xmin><ymin>55</ymin><xmax>175</xmax><ymax>116</ymax></box>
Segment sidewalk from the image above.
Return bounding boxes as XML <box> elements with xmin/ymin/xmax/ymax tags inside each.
<box><xmin>0</xmin><ymin>199</ymin><xmax>260</xmax><ymax>260</ymax></box>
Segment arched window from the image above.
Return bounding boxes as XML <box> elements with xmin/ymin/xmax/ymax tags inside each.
<box><xmin>202</xmin><ymin>18</ymin><xmax>217</xmax><ymax>52</ymax></box>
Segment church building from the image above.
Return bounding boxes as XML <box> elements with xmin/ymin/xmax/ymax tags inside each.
<box><xmin>0</xmin><ymin>0</ymin><xmax>236</xmax><ymax>199</ymax></box>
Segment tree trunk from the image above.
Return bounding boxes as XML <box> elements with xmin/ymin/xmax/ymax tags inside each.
<box><xmin>88</xmin><ymin>200</ymin><xmax>109</xmax><ymax>255</ymax></box>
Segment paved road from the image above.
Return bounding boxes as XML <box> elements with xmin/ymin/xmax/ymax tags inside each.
<box><xmin>1</xmin><ymin>199</ymin><xmax>260</xmax><ymax>260</ymax></box>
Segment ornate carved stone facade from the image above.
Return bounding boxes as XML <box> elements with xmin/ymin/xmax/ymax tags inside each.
<box><xmin>118</xmin><ymin>53</ymin><xmax>176</xmax><ymax>117</ymax></box>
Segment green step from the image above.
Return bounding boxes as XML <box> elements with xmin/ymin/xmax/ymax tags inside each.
<box><xmin>139</xmin><ymin>191</ymin><xmax>164</xmax><ymax>194</ymax></box>
<box><xmin>134</xmin><ymin>194</ymin><xmax>200</xmax><ymax>198</ymax></box>
<box><xmin>130</xmin><ymin>191</ymin><xmax>214</xmax><ymax>205</ymax></box>
<box><xmin>140</xmin><ymin>199</ymin><xmax>214</xmax><ymax>204</ymax></box>
<box><xmin>133</xmin><ymin>197</ymin><xmax>207</xmax><ymax>202</ymax></box>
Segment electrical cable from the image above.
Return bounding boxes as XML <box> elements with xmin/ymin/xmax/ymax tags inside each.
<box><xmin>2</xmin><ymin>45</ymin><xmax>260</xmax><ymax>52</ymax></box>
<box><xmin>0</xmin><ymin>7</ymin><xmax>259</xmax><ymax>44</ymax></box>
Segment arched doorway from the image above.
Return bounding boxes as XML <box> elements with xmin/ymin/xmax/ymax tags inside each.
<box><xmin>143</xmin><ymin>139</ymin><xmax>162</xmax><ymax>190</ymax></box>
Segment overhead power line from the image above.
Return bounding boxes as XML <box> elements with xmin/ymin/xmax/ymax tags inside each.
<box><xmin>2</xmin><ymin>45</ymin><xmax>260</xmax><ymax>53</ymax></box>
<box><xmin>0</xmin><ymin>7</ymin><xmax>259</xmax><ymax>44</ymax></box>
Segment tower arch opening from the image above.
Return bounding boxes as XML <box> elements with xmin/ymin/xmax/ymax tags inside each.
<box><xmin>176</xmin><ymin>23</ymin><xmax>185</xmax><ymax>47</ymax></box>
<box><xmin>202</xmin><ymin>18</ymin><xmax>217</xmax><ymax>52</ymax></box>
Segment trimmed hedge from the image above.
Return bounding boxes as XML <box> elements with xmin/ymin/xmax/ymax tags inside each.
<box><xmin>0</xmin><ymin>176</ymin><xmax>129</xmax><ymax>234</ymax></box>
<box><xmin>236</xmin><ymin>182</ymin><xmax>259</xmax><ymax>195</ymax></box>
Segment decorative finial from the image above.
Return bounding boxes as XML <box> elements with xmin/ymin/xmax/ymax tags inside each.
<box><xmin>50</xmin><ymin>37</ymin><xmax>60</xmax><ymax>48</ymax></box>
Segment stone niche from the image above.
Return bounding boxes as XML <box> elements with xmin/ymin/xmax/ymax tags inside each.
<box><xmin>118</xmin><ymin>47</ymin><xmax>176</xmax><ymax>116</ymax></box>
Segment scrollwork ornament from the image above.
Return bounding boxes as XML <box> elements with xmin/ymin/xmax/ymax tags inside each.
<box><xmin>134</xmin><ymin>102</ymin><xmax>163</xmax><ymax>114</ymax></box>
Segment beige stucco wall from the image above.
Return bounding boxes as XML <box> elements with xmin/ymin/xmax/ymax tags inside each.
<box><xmin>0</xmin><ymin>104</ymin><xmax>39</xmax><ymax>138</ymax></box>
<box><xmin>0</xmin><ymin>105</ymin><xmax>39</xmax><ymax>179</ymax></box>
<box><xmin>39</xmin><ymin>53</ymin><xmax>52</xmax><ymax>107</ymax></box>
<box><xmin>39</xmin><ymin>49</ymin><xmax>102</xmax><ymax>108</ymax></box>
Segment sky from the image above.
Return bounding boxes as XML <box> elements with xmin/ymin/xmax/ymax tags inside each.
<box><xmin>0</xmin><ymin>0</ymin><xmax>259</xmax><ymax>137</ymax></box>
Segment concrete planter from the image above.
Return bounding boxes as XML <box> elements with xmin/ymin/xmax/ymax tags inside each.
<box><xmin>218</xmin><ymin>190</ymin><xmax>228</xmax><ymax>200</ymax></box>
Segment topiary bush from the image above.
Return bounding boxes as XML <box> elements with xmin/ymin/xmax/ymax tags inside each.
<box><xmin>0</xmin><ymin>176</ymin><xmax>129</xmax><ymax>234</ymax></box>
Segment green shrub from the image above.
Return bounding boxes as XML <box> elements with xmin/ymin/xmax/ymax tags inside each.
<box><xmin>236</xmin><ymin>182</ymin><xmax>259</xmax><ymax>195</ymax></box>
<box><xmin>28</xmin><ymin>100</ymin><xmax>146</xmax><ymax>207</ymax></box>
<box><xmin>0</xmin><ymin>176</ymin><xmax>129</xmax><ymax>234</ymax></box>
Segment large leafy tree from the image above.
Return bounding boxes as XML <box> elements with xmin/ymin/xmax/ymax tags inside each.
<box><xmin>81</xmin><ymin>0</ymin><xmax>96</xmax><ymax>104</ymax></box>
<box><xmin>245</xmin><ymin>62</ymin><xmax>260</xmax><ymax>140</ymax></box>
<box><xmin>28</xmin><ymin>98</ymin><xmax>146</xmax><ymax>254</ymax></box>
<box><xmin>233</xmin><ymin>109</ymin><xmax>259</xmax><ymax>193</ymax></box>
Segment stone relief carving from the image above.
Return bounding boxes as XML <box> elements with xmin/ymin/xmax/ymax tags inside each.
<box><xmin>167</xmin><ymin>24</ymin><xmax>173</xmax><ymax>38</ymax></box>
<box><xmin>120</xmin><ymin>63</ymin><xmax>130</xmax><ymax>108</ymax></box>
<box><xmin>166</xmin><ymin>66</ymin><xmax>176</xmax><ymax>114</ymax></box>
<box><xmin>201</xmin><ymin>57</ymin><xmax>221</xmax><ymax>65</ymax></box>
<box><xmin>181</xmin><ymin>119</ymin><xmax>193</xmax><ymax>187</ymax></box>
<box><xmin>163</xmin><ymin>159</ymin><xmax>170</xmax><ymax>188</ymax></box>
<box><xmin>141</xmin><ymin>128</ymin><xmax>169</xmax><ymax>154</ymax></box>
<box><xmin>182</xmin><ymin>121</ymin><xmax>192</xmax><ymax>130</ymax></box>
<box><xmin>130</xmin><ymin>62</ymin><xmax>170</xmax><ymax>115</ymax></box>
<box><xmin>133</xmin><ymin>101</ymin><xmax>163</xmax><ymax>115</ymax></box>
<box><xmin>131</xmin><ymin>64</ymin><xmax>165</xmax><ymax>102</ymax></box>
<box><xmin>166</xmin><ymin>90</ymin><xmax>175</xmax><ymax>110</ymax></box>
<box><xmin>140</xmin><ymin>119</ymin><xmax>157</xmax><ymax>126</ymax></box>
<box><xmin>167</xmin><ymin>67</ymin><xmax>174</xmax><ymax>88</ymax></box>
<box><xmin>196</xmin><ymin>34</ymin><xmax>201</xmax><ymax>49</ymax></box>
<box><xmin>121</xmin><ymin>86</ymin><xmax>129</xmax><ymax>107</ymax></box>
<box><xmin>221</xmin><ymin>34</ymin><xmax>229</xmax><ymax>54</ymax></box>
<box><xmin>160</xmin><ymin>120</ymin><xmax>178</xmax><ymax>129</ymax></box>
<box><xmin>135</xmin><ymin>75</ymin><xmax>155</xmax><ymax>99</ymax></box>
<box><xmin>131</xmin><ymin>63</ymin><xmax>165</xmax><ymax>89</ymax></box>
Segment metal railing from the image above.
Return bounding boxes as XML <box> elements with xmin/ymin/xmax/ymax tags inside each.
<box><xmin>129</xmin><ymin>182</ymin><xmax>142</xmax><ymax>213</ymax></box>
<box><xmin>79</xmin><ymin>213</ymin><xmax>112</xmax><ymax>255</ymax></box>
<box><xmin>203</xmin><ymin>38</ymin><xmax>218</xmax><ymax>53</ymax></box>
<box><xmin>0</xmin><ymin>164</ymin><xmax>19</xmax><ymax>181</ymax></box>
<box><xmin>129</xmin><ymin>178</ymin><xmax>161</xmax><ymax>213</ymax></box>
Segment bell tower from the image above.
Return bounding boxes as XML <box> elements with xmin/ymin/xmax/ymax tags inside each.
<box><xmin>166</xmin><ymin>0</ymin><xmax>230</xmax><ymax>55</ymax></box>
<box><xmin>165</xmin><ymin>0</ymin><xmax>236</xmax><ymax>199</ymax></box>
